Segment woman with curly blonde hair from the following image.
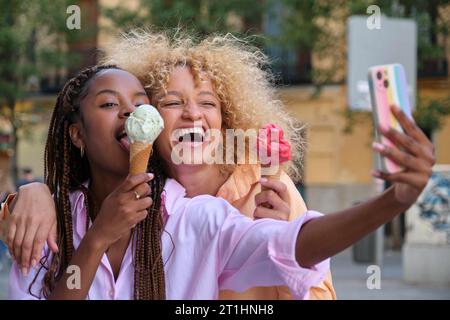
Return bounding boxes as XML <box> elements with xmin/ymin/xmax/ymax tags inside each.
<box><xmin>101</xmin><ymin>29</ymin><xmax>335</xmax><ymax>299</ymax></box>
<box><xmin>104</xmin><ymin>30</ymin><xmax>306</xmax><ymax>180</ymax></box>
<box><xmin>4</xmin><ymin>29</ymin><xmax>335</xmax><ymax>299</ymax></box>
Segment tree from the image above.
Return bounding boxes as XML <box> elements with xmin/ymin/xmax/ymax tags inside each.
<box><xmin>275</xmin><ymin>0</ymin><xmax>450</xmax><ymax>93</ymax></box>
<box><xmin>348</xmin><ymin>0</ymin><xmax>450</xmax><ymax>76</ymax></box>
<box><xmin>270</xmin><ymin>0</ymin><xmax>347</xmax><ymax>93</ymax></box>
<box><xmin>414</xmin><ymin>95</ymin><xmax>450</xmax><ymax>139</ymax></box>
<box><xmin>342</xmin><ymin>0</ymin><xmax>450</xmax><ymax>137</ymax></box>
<box><xmin>102</xmin><ymin>0</ymin><xmax>266</xmax><ymax>43</ymax></box>
<box><xmin>0</xmin><ymin>0</ymin><xmax>84</xmax><ymax>185</ymax></box>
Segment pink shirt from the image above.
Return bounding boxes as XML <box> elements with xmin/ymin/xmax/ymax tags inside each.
<box><xmin>9</xmin><ymin>178</ymin><xmax>329</xmax><ymax>300</ymax></box>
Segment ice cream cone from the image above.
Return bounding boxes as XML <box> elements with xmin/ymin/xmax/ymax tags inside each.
<box><xmin>257</xmin><ymin>123</ymin><xmax>291</xmax><ymax>192</ymax></box>
<box><xmin>129</xmin><ymin>141</ymin><xmax>153</xmax><ymax>175</ymax></box>
<box><xmin>261</xmin><ymin>165</ymin><xmax>282</xmax><ymax>191</ymax></box>
<box><xmin>125</xmin><ymin>104</ymin><xmax>164</xmax><ymax>175</ymax></box>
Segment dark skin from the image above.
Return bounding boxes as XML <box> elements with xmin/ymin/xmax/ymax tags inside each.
<box><xmin>48</xmin><ymin>69</ymin><xmax>154</xmax><ymax>298</ymax></box>
<box><xmin>68</xmin><ymin>70</ymin><xmax>149</xmax><ymax>280</ymax></box>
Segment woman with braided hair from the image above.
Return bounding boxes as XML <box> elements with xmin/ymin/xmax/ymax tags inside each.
<box><xmin>10</xmin><ymin>65</ymin><xmax>167</xmax><ymax>299</ymax></box>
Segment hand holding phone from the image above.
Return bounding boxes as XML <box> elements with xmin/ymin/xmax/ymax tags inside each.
<box><xmin>368</xmin><ymin>63</ymin><xmax>413</xmax><ymax>174</ymax></box>
<box><xmin>366</xmin><ymin>64</ymin><xmax>434</xmax><ymax>205</ymax></box>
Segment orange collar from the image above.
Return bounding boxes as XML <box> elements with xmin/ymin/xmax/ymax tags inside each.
<box><xmin>216</xmin><ymin>164</ymin><xmax>260</xmax><ymax>203</ymax></box>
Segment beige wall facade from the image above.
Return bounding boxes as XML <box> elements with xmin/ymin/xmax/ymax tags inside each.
<box><xmin>280</xmin><ymin>82</ymin><xmax>450</xmax><ymax>187</ymax></box>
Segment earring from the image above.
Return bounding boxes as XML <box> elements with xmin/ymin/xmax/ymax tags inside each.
<box><xmin>80</xmin><ymin>145</ymin><xmax>84</xmax><ymax>158</ymax></box>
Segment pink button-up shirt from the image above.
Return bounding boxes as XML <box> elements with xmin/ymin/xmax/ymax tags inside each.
<box><xmin>9</xmin><ymin>178</ymin><xmax>329</xmax><ymax>300</ymax></box>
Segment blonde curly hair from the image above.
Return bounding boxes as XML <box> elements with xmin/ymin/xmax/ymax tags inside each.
<box><xmin>101</xmin><ymin>29</ymin><xmax>306</xmax><ymax>182</ymax></box>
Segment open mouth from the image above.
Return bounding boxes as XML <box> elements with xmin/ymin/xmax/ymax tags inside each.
<box><xmin>115</xmin><ymin>128</ymin><xmax>130</xmax><ymax>152</ymax></box>
<box><xmin>174</xmin><ymin>127</ymin><xmax>206</xmax><ymax>146</ymax></box>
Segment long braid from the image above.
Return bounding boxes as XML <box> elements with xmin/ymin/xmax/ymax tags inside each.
<box><xmin>30</xmin><ymin>65</ymin><xmax>167</xmax><ymax>299</ymax></box>
<box><xmin>134</xmin><ymin>154</ymin><xmax>166</xmax><ymax>299</ymax></box>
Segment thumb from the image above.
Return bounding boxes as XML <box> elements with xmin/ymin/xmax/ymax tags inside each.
<box><xmin>47</xmin><ymin>222</ymin><xmax>59</xmax><ymax>253</ymax></box>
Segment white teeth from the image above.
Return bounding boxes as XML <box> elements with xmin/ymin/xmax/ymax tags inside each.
<box><xmin>179</xmin><ymin>127</ymin><xmax>205</xmax><ymax>136</ymax></box>
<box><xmin>175</xmin><ymin>127</ymin><xmax>205</xmax><ymax>140</ymax></box>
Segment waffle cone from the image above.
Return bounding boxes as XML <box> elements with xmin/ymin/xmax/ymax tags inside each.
<box><xmin>261</xmin><ymin>165</ymin><xmax>282</xmax><ymax>191</ymax></box>
<box><xmin>129</xmin><ymin>142</ymin><xmax>152</xmax><ymax>175</ymax></box>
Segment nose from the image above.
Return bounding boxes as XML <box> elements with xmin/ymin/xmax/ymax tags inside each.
<box><xmin>182</xmin><ymin>101</ymin><xmax>202</xmax><ymax>121</ymax></box>
<box><xmin>120</xmin><ymin>104</ymin><xmax>135</xmax><ymax>119</ymax></box>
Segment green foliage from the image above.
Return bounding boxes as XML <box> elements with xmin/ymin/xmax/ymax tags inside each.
<box><xmin>0</xmin><ymin>0</ymin><xmax>87</xmax><ymax>181</ymax></box>
<box><xmin>0</xmin><ymin>0</ymin><xmax>76</xmax><ymax>106</ymax></box>
<box><xmin>414</xmin><ymin>95</ymin><xmax>450</xmax><ymax>134</ymax></box>
<box><xmin>102</xmin><ymin>0</ymin><xmax>450</xmax><ymax>92</ymax></box>
<box><xmin>277</xmin><ymin>0</ymin><xmax>450</xmax><ymax>89</ymax></box>
<box><xmin>102</xmin><ymin>0</ymin><xmax>267</xmax><ymax>37</ymax></box>
<box><xmin>275</xmin><ymin>0</ymin><xmax>343</xmax><ymax>50</ymax></box>
<box><xmin>340</xmin><ymin>109</ymin><xmax>373</xmax><ymax>135</ymax></box>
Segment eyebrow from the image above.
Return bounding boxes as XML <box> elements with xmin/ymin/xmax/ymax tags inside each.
<box><xmin>157</xmin><ymin>91</ymin><xmax>217</xmax><ymax>99</ymax></box>
<box><xmin>96</xmin><ymin>89</ymin><xmax>147</xmax><ymax>97</ymax></box>
<box><xmin>198</xmin><ymin>91</ymin><xmax>217</xmax><ymax>98</ymax></box>
<box><xmin>96</xmin><ymin>89</ymin><xmax>118</xmax><ymax>97</ymax></box>
<box><xmin>157</xmin><ymin>91</ymin><xmax>183</xmax><ymax>99</ymax></box>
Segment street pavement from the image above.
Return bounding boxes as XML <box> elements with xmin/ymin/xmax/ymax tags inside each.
<box><xmin>1</xmin><ymin>247</ymin><xmax>449</xmax><ymax>300</ymax></box>
<box><xmin>331</xmin><ymin>248</ymin><xmax>450</xmax><ymax>299</ymax></box>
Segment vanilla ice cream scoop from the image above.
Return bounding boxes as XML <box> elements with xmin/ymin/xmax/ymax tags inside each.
<box><xmin>125</xmin><ymin>104</ymin><xmax>164</xmax><ymax>144</ymax></box>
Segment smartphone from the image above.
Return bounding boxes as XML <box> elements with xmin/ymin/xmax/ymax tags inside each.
<box><xmin>368</xmin><ymin>63</ymin><xmax>413</xmax><ymax>174</ymax></box>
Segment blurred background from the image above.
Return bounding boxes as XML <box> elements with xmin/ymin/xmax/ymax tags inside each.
<box><xmin>1</xmin><ymin>0</ymin><xmax>449</xmax><ymax>299</ymax></box>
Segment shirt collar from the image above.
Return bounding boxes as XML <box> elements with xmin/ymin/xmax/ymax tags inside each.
<box><xmin>216</xmin><ymin>164</ymin><xmax>260</xmax><ymax>203</ymax></box>
<box><xmin>69</xmin><ymin>187</ymin><xmax>89</xmax><ymax>238</ymax></box>
<box><xmin>163</xmin><ymin>178</ymin><xmax>187</xmax><ymax>216</ymax></box>
<box><xmin>69</xmin><ymin>179</ymin><xmax>187</xmax><ymax>233</ymax></box>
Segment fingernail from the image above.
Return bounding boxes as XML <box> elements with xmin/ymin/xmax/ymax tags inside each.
<box><xmin>147</xmin><ymin>173</ymin><xmax>154</xmax><ymax>179</ymax></box>
<box><xmin>371</xmin><ymin>170</ymin><xmax>381</xmax><ymax>178</ymax></box>
<box><xmin>372</xmin><ymin>142</ymin><xmax>386</xmax><ymax>152</ymax></box>
<box><xmin>22</xmin><ymin>267</ymin><xmax>29</xmax><ymax>277</ymax></box>
<box><xmin>260</xmin><ymin>177</ymin><xmax>268</xmax><ymax>183</ymax></box>
<box><xmin>379</xmin><ymin>124</ymin><xmax>389</xmax><ymax>134</ymax></box>
<box><xmin>31</xmin><ymin>259</ymin><xmax>37</xmax><ymax>268</ymax></box>
<box><xmin>391</xmin><ymin>105</ymin><xmax>401</xmax><ymax>112</ymax></box>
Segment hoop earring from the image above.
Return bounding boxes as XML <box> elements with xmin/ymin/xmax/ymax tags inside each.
<box><xmin>80</xmin><ymin>145</ymin><xmax>84</xmax><ymax>158</ymax></box>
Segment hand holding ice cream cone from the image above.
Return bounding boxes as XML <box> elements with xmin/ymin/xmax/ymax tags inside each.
<box><xmin>125</xmin><ymin>104</ymin><xmax>164</xmax><ymax>175</ymax></box>
<box><xmin>257</xmin><ymin>123</ymin><xmax>291</xmax><ymax>191</ymax></box>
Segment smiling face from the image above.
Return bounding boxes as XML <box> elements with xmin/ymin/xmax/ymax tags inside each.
<box><xmin>152</xmin><ymin>66</ymin><xmax>223</xmax><ymax>169</ymax></box>
<box><xmin>69</xmin><ymin>69</ymin><xmax>150</xmax><ymax>178</ymax></box>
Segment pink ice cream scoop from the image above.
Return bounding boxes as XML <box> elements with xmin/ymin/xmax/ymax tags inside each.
<box><xmin>257</xmin><ymin>123</ymin><xmax>292</xmax><ymax>198</ymax></box>
<box><xmin>257</xmin><ymin>123</ymin><xmax>292</xmax><ymax>166</ymax></box>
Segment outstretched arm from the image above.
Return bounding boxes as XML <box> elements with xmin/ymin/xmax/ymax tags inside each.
<box><xmin>295</xmin><ymin>105</ymin><xmax>434</xmax><ymax>268</ymax></box>
<box><xmin>296</xmin><ymin>186</ymin><xmax>407</xmax><ymax>267</ymax></box>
